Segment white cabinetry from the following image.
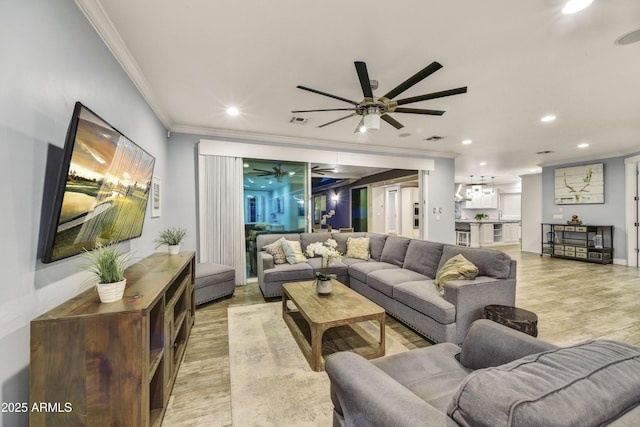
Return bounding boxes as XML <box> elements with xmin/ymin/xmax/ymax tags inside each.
<box><xmin>502</xmin><ymin>223</ymin><xmax>521</xmax><ymax>243</ymax></box>
<box><xmin>464</xmin><ymin>186</ymin><xmax>498</xmax><ymax>209</ymax></box>
<box><xmin>480</xmin><ymin>223</ymin><xmax>495</xmax><ymax>245</ymax></box>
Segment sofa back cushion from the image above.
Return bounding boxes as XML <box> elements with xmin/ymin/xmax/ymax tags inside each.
<box><xmin>438</xmin><ymin>245</ymin><xmax>512</xmax><ymax>279</ymax></box>
<box><xmin>366</xmin><ymin>233</ymin><xmax>388</xmax><ymax>261</ymax></box>
<box><xmin>402</xmin><ymin>240</ymin><xmax>444</xmax><ymax>278</ymax></box>
<box><xmin>331</xmin><ymin>232</ymin><xmax>367</xmax><ymax>254</ymax></box>
<box><xmin>380</xmin><ymin>236</ymin><xmax>411</xmax><ymax>267</ymax></box>
<box><xmin>300</xmin><ymin>232</ymin><xmax>332</xmax><ymax>253</ymax></box>
<box><xmin>448</xmin><ymin>340</ymin><xmax>640</xmax><ymax>427</ymax></box>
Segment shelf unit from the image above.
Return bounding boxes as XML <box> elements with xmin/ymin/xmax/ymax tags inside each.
<box><xmin>30</xmin><ymin>251</ymin><xmax>196</xmax><ymax>427</ymax></box>
<box><xmin>541</xmin><ymin>223</ymin><xmax>613</xmax><ymax>264</ymax></box>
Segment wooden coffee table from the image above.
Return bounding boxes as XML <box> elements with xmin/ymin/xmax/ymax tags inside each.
<box><xmin>282</xmin><ymin>280</ymin><xmax>386</xmax><ymax>371</ymax></box>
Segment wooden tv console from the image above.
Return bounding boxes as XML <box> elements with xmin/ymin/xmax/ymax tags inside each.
<box><xmin>30</xmin><ymin>251</ymin><xmax>195</xmax><ymax>426</ymax></box>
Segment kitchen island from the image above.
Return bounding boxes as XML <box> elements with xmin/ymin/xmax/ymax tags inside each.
<box><xmin>455</xmin><ymin>220</ymin><xmax>521</xmax><ymax>248</ymax></box>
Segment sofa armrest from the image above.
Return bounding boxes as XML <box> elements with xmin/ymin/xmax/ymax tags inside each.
<box><xmin>460</xmin><ymin>319</ymin><xmax>558</xmax><ymax>369</ymax></box>
<box><xmin>256</xmin><ymin>251</ymin><xmax>274</xmax><ymax>286</ymax></box>
<box><xmin>325</xmin><ymin>352</ymin><xmax>449</xmax><ymax>427</ymax></box>
<box><xmin>443</xmin><ymin>276</ymin><xmax>516</xmax><ymax>344</ymax></box>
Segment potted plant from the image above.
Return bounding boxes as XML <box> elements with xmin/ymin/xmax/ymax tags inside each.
<box><xmin>82</xmin><ymin>244</ymin><xmax>133</xmax><ymax>303</ymax></box>
<box><xmin>306</xmin><ymin>239</ymin><xmax>342</xmax><ymax>295</ymax></box>
<box><xmin>474</xmin><ymin>213</ymin><xmax>489</xmax><ymax>221</ymax></box>
<box><xmin>155</xmin><ymin>227</ymin><xmax>187</xmax><ymax>255</ymax></box>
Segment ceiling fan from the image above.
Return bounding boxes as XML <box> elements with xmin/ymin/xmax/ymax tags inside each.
<box><xmin>311</xmin><ymin>165</ymin><xmax>336</xmax><ymax>175</ymax></box>
<box><xmin>252</xmin><ymin>161</ymin><xmax>291</xmax><ymax>181</ymax></box>
<box><xmin>293</xmin><ymin>61</ymin><xmax>467</xmax><ymax>131</ymax></box>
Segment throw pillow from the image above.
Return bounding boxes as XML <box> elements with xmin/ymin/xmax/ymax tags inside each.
<box><xmin>346</xmin><ymin>237</ymin><xmax>370</xmax><ymax>260</ymax></box>
<box><xmin>262</xmin><ymin>238</ymin><xmax>287</xmax><ymax>265</ymax></box>
<box><xmin>434</xmin><ymin>254</ymin><xmax>478</xmax><ymax>294</ymax></box>
<box><xmin>280</xmin><ymin>239</ymin><xmax>307</xmax><ymax>264</ymax></box>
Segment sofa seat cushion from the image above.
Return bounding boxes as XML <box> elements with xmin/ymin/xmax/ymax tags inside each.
<box><xmin>306</xmin><ymin>257</ymin><xmax>348</xmax><ymax>276</ymax></box>
<box><xmin>448</xmin><ymin>340</ymin><xmax>640</xmax><ymax>427</ymax></box>
<box><xmin>367</xmin><ymin>269</ymin><xmax>429</xmax><ymax>298</ymax></box>
<box><xmin>393</xmin><ymin>281</ymin><xmax>456</xmax><ymax>324</ymax></box>
<box><xmin>262</xmin><ymin>262</ymin><xmax>314</xmax><ymax>283</ymax></box>
<box><xmin>372</xmin><ymin>343</ymin><xmax>470</xmax><ymax>412</ymax></box>
<box><xmin>348</xmin><ymin>261</ymin><xmax>398</xmax><ymax>284</ymax></box>
<box><xmin>340</xmin><ymin>257</ymin><xmax>369</xmax><ymax>267</ymax></box>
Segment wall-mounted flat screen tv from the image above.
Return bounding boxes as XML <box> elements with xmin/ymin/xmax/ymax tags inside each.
<box><xmin>42</xmin><ymin>102</ymin><xmax>155</xmax><ymax>263</ymax></box>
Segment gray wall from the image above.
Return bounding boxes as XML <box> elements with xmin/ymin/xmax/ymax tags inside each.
<box><xmin>0</xmin><ymin>2</ymin><xmax>171</xmax><ymax>425</ymax></box>
<box><xmin>428</xmin><ymin>157</ymin><xmax>456</xmax><ymax>245</ymax></box>
<box><xmin>542</xmin><ymin>156</ymin><xmax>626</xmax><ymax>261</ymax></box>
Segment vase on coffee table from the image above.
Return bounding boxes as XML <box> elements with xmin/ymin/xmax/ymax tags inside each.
<box><xmin>316</xmin><ymin>279</ymin><xmax>333</xmax><ymax>295</ymax></box>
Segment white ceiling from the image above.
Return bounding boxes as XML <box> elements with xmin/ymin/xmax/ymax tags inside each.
<box><xmin>79</xmin><ymin>0</ymin><xmax>640</xmax><ymax>184</ymax></box>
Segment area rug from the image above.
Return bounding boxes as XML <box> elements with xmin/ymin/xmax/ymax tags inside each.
<box><xmin>228</xmin><ymin>302</ymin><xmax>409</xmax><ymax>426</ymax></box>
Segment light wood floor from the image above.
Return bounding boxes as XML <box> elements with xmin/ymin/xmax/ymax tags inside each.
<box><xmin>162</xmin><ymin>247</ymin><xmax>640</xmax><ymax>426</ymax></box>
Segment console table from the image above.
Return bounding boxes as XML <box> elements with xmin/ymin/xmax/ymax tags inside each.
<box><xmin>30</xmin><ymin>252</ymin><xmax>195</xmax><ymax>426</ymax></box>
<box><xmin>540</xmin><ymin>223</ymin><xmax>613</xmax><ymax>264</ymax></box>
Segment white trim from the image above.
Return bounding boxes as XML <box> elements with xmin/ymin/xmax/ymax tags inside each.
<box><xmin>624</xmin><ymin>155</ymin><xmax>640</xmax><ymax>267</ymax></box>
<box><xmin>74</xmin><ymin>0</ymin><xmax>172</xmax><ymax>128</ymax></box>
<box><xmin>198</xmin><ymin>139</ymin><xmax>436</xmax><ymax>171</ymax></box>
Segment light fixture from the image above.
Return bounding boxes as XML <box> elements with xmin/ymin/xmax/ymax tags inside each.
<box><xmin>462</xmin><ymin>139</ymin><xmax>472</xmax><ymax>145</ymax></box>
<box><xmin>480</xmin><ymin>162</ymin><xmax>487</xmax><ymax>166</ymax></box>
<box><xmin>577</xmin><ymin>143</ymin><xmax>589</xmax><ymax>148</ymax></box>
<box><xmin>226</xmin><ymin>106</ymin><xmax>239</xmax><ymax>116</ymax></box>
<box><xmin>363</xmin><ymin>108</ymin><xmax>380</xmax><ymax>132</ymax></box>
<box><xmin>562</xmin><ymin>0</ymin><xmax>593</xmax><ymax>15</ymax></box>
<box><xmin>540</xmin><ymin>115</ymin><xmax>556</xmax><ymax>122</ymax></box>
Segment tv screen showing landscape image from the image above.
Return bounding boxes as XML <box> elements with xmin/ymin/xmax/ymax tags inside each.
<box><xmin>43</xmin><ymin>102</ymin><xmax>155</xmax><ymax>263</ymax></box>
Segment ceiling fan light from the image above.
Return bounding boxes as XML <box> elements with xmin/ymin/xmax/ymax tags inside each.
<box><xmin>363</xmin><ymin>114</ymin><xmax>380</xmax><ymax>132</ymax></box>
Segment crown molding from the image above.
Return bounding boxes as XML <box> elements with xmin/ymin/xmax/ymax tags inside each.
<box><xmin>170</xmin><ymin>124</ymin><xmax>458</xmax><ymax>160</ymax></box>
<box><xmin>74</xmin><ymin>0</ymin><xmax>172</xmax><ymax>129</ymax></box>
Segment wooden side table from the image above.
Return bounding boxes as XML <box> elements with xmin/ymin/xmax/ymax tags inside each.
<box><xmin>483</xmin><ymin>304</ymin><xmax>538</xmax><ymax>337</ymax></box>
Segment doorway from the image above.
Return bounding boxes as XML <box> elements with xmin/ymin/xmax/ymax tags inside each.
<box><xmin>351</xmin><ymin>187</ymin><xmax>368</xmax><ymax>232</ymax></box>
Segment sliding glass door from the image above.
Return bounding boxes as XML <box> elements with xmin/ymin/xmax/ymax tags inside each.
<box><xmin>243</xmin><ymin>159</ymin><xmax>308</xmax><ymax>278</ymax></box>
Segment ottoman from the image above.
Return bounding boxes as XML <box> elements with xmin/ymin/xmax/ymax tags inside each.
<box><xmin>195</xmin><ymin>263</ymin><xmax>236</xmax><ymax>305</ymax></box>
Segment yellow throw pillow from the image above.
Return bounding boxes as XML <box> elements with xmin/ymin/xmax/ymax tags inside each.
<box><xmin>346</xmin><ymin>237</ymin><xmax>370</xmax><ymax>260</ymax></box>
<box><xmin>263</xmin><ymin>238</ymin><xmax>287</xmax><ymax>265</ymax></box>
<box><xmin>435</xmin><ymin>254</ymin><xmax>479</xmax><ymax>294</ymax></box>
<box><xmin>281</xmin><ymin>239</ymin><xmax>307</xmax><ymax>264</ymax></box>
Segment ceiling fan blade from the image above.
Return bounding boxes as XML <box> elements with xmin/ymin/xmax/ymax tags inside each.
<box><xmin>291</xmin><ymin>108</ymin><xmax>356</xmax><ymax>113</ymax></box>
<box><xmin>394</xmin><ymin>107</ymin><xmax>445</xmax><ymax>116</ymax></box>
<box><xmin>318</xmin><ymin>113</ymin><xmax>358</xmax><ymax>128</ymax></box>
<box><xmin>354</xmin><ymin>61</ymin><xmax>374</xmax><ymax>98</ymax></box>
<box><xmin>383</xmin><ymin>61</ymin><xmax>443</xmax><ymax>100</ymax></box>
<box><xmin>353</xmin><ymin>117</ymin><xmax>365</xmax><ymax>133</ymax></box>
<box><xmin>396</xmin><ymin>87</ymin><xmax>468</xmax><ymax>106</ymax></box>
<box><xmin>296</xmin><ymin>85</ymin><xmax>359</xmax><ymax>106</ymax></box>
<box><xmin>381</xmin><ymin>114</ymin><xmax>404</xmax><ymax>129</ymax></box>
<box><xmin>253</xmin><ymin>168</ymin><xmax>274</xmax><ymax>173</ymax></box>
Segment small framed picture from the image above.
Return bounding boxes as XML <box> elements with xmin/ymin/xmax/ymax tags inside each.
<box><xmin>152</xmin><ymin>176</ymin><xmax>161</xmax><ymax>217</ymax></box>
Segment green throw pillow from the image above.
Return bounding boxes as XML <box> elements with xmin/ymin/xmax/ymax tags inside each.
<box><xmin>263</xmin><ymin>238</ymin><xmax>287</xmax><ymax>265</ymax></box>
<box><xmin>346</xmin><ymin>237</ymin><xmax>370</xmax><ymax>260</ymax></box>
<box><xmin>281</xmin><ymin>239</ymin><xmax>307</xmax><ymax>264</ymax></box>
<box><xmin>435</xmin><ymin>254</ymin><xmax>478</xmax><ymax>294</ymax></box>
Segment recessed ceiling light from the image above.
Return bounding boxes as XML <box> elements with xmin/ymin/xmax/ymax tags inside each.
<box><xmin>462</xmin><ymin>139</ymin><xmax>472</xmax><ymax>145</ymax></box>
<box><xmin>226</xmin><ymin>107</ymin><xmax>239</xmax><ymax>116</ymax></box>
<box><xmin>540</xmin><ymin>115</ymin><xmax>556</xmax><ymax>122</ymax></box>
<box><xmin>480</xmin><ymin>162</ymin><xmax>487</xmax><ymax>166</ymax></box>
<box><xmin>577</xmin><ymin>143</ymin><xmax>589</xmax><ymax>148</ymax></box>
<box><xmin>562</xmin><ymin>0</ymin><xmax>593</xmax><ymax>15</ymax></box>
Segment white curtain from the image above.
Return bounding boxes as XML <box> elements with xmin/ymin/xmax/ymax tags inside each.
<box><xmin>198</xmin><ymin>155</ymin><xmax>247</xmax><ymax>285</ymax></box>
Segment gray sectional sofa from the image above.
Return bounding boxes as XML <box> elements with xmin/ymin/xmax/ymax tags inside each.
<box><xmin>256</xmin><ymin>232</ymin><xmax>516</xmax><ymax>344</ymax></box>
<box><xmin>325</xmin><ymin>319</ymin><xmax>640</xmax><ymax>427</ymax></box>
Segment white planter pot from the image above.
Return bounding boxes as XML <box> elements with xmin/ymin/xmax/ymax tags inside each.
<box><xmin>316</xmin><ymin>279</ymin><xmax>333</xmax><ymax>295</ymax></box>
<box><xmin>168</xmin><ymin>244</ymin><xmax>181</xmax><ymax>255</ymax></box>
<box><xmin>97</xmin><ymin>279</ymin><xmax>126</xmax><ymax>303</ymax></box>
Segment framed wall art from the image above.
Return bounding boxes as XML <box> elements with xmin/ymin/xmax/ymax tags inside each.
<box><xmin>152</xmin><ymin>176</ymin><xmax>161</xmax><ymax>217</ymax></box>
<box><xmin>554</xmin><ymin>163</ymin><xmax>604</xmax><ymax>205</ymax></box>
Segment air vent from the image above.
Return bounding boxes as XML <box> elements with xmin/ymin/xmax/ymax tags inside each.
<box><xmin>425</xmin><ymin>135</ymin><xmax>446</xmax><ymax>141</ymax></box>
<box><xmin>290</xmin><ymin>116</ymin><xmax>308</xmax><ymax>124</ymax></box>
<box><xmin>536</xmin><ymin>150</ymin><xmax>553</xmax><ymax>154</ymax></box>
